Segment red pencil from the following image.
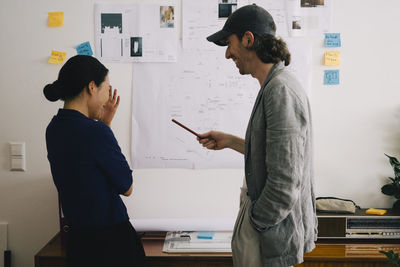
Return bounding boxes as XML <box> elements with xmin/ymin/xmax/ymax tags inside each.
<box><xmin>171</xmin><ymin>119</ymin><xmax>201</xmax><ymax>138</ymax></box>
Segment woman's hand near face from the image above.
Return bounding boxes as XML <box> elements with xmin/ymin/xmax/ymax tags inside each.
<box><xmin>100</xmin><ymin>86</ymin><xmax>120</xmax><ymax>127</ymax></box>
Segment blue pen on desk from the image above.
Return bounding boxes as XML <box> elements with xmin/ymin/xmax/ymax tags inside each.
<box><xmin>197</xmin><ymin>232</ymin><xmax>215</xmax><ymax>239</ymax></box>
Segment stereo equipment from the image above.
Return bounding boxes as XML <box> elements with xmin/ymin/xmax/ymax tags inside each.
<box><xmin>317</xmin><ymin>209</ymin><xmax>400</xmax><ymax>239</ymax></box>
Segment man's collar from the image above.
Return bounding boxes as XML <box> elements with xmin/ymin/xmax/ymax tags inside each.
<box><xmin>261</xmin><ymin>61</ymin><xmax>285</xmax><ymax>88</ymax></box>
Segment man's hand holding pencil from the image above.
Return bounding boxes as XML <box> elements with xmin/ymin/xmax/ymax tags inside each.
<box><xmin>196</xmin><ymin>131</ymin><xmax>231</xmax><ymax>150</ymax></box>
<box><xmin>171</xmin><ymin>119</ymin><xmax>231</xmax><ymax>150</ymax></box>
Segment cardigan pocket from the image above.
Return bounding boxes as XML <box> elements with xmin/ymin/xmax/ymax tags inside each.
<box><xmin>259</xmin><ymin>213</ymin><xmax>295</xmax><ymax>258</ymax></box>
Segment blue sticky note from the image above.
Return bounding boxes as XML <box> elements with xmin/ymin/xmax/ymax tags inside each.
<box><xmin>324</xmin><ymin>70</ymin><xmax>340</xmax><ymax>85</ymax></box>
<box><xmin>76</xmin><ymin>41</ymin><xmax>93</xmax><ymax>56</ymax></box>
<box><xmin>197</xmin><ymin>232</ymin><xmax>215</xmax><ymax>239</ymax></box>
<box><xmin>325</xmin><ymin>33</ymin><xmax>341</xmax><ymax>48</ymax></box>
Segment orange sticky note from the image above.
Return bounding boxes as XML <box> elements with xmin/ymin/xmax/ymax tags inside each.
<box><xmin>324</xmin><ymin>51</ymin><xmax>340</xmax><ymax>66</ymax></box>
<box><xmin>366</xmin><ymin>208</ymin><xmax>387</xmax><ymax>215</ymax></box>
<box><xmin>48</xmin><ymin>12</ymin><xmax>64</xmax><ymax>27</ymax></box>
<box><xmin>48</xmin><ymin>50</ymin><xmax>66</xmax><ymax>64</ymax></box>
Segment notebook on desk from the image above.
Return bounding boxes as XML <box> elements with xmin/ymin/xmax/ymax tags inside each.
<box><xmin>162</xmin><ymin>231</ymin><xmax>232</xmax><ymax>253</ymax></box>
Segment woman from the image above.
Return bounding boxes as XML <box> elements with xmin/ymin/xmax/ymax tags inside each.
<box><xmin>44</xmin><ymin>55</ymin><xmax>146</xmax><ymax>267</ymax></box>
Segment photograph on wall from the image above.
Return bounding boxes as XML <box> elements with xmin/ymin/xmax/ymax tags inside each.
<box><xmin>301</xmin><ymin>0</ymin><xmax>325</xmax><ymax>8</ymax></box>
<box><xmin>160</xmin><ymin>6</ymin><xmax>175</xmax><ymax>28</ymax></box>
<box><xmin>100</xmin><ymin>38</ymin><xmax>123</xmax><ymax>57</ymax></box>
<box><xmin>130</xmin><ymin>37</ymin><xmax>143</xmax><ymax>57</ymax></box>
<box><xmin>218</xmin><ymin>0</ymin><xmax>237</xmax><ymax>19</ymax></box>
<box><xmin>101</xmin><ymin>13</ymin><xmax>122</xmax><ymax>34</ymax></box>
<box><xmin>292</xmin><ymin>17</ymin><xmax>302</xmax><ymax>29</ymax></box>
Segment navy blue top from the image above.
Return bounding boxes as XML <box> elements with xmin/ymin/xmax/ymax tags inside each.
<box><xmin>46</xmin><ymin>109</ymin><xmax>132</xmax><ymax>229</ymax></box>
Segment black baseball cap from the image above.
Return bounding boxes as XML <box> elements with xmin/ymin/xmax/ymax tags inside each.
<box><xmin>207</xmin><ymin>4</ymin><xmax>276</xmax><ymax>46</ymax></box>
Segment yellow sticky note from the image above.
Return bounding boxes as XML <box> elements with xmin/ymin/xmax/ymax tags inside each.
<box><xmin>366</xmin><ymin>208</ymin><xmax>387</xmax><ymax>215</ymax></box>
<box><xmin>48</xmin><ymin>12</ymin><xmax>64</xmax><ymax>27</ymax></box>
<box><xmin>324</xmin><ymin>51</ymin><xmax>340</xmax><ymax>66</ymax></box>
<box><xmin>48</xmin><ymin>50</ymin><xmax>66</xmax><ymax>64</ymax></box>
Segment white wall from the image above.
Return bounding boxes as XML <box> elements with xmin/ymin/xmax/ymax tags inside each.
<box><xmin>0</xmin><ymin>0</ymin><xmax>400</xmax><ymax>266</ymax></box>
<box><xmin>312</xmin><ymin>1</ymin><xmax>400</xmax><ymax>204</ymax></box>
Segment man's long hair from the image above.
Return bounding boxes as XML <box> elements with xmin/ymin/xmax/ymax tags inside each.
<box><xmin>237</xmin><ymin>33</ymin><xmax>291</xmax><ymax>66</ymax></box>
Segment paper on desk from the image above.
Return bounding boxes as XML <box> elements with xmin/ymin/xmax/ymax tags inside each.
<box><xmin>163</xmin><ymin>231</ymin><xmax>232</xmax><ymax>253</ymax></box>
<box><xmin>48</xmin><ymin>12</ymin><xmax>64</xmax><ymax>27</ymax></box>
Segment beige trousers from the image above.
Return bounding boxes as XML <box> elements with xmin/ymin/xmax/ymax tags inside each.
<box><xmin>231</xmin><ymin>185</ymin><xmax>263</xmax><ymax>267</ymax></box>
<box><xmin>231</xmin><ymin>183</ymin><xmax>293</xmax><ymax>267</ymax></box>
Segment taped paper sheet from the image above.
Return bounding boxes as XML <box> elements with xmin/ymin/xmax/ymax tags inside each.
<box><xmin>131</xmin><ymin>39</ymin><xmax>311</xmax><ymax>168</ymax></box>
<box><xmin>94</xmin><ymin>2</ymin><xmax>178</xmax><ymax>62</ymax></box>
<box><xmin>253</xmin><ymin>0</ymin><xmax>332</xmax><ymax>37</ymax></box>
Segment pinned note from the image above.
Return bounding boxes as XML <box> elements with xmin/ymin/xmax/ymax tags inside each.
<box><xmin>324</xmin><ymin>70</ymin><xmax>339</xmax><ymax>85</ymax></box>
<box><xmin>325</xmin><ymin>33</ymin><xmax>341</xmax><ymax>48</ymax></box>
<box><xmin>48</xmin><ymin>12</ymin><xmax>64</xmax><ymax>27</ymax></box>
<box><xmin>48</xmin><ymin>50</ymin><xmax>67</xmax><ymax>64</ymax></box>
<box><xmin>324</xmin><ymin>51</ymin><xmax>340</xmax><ymax>66</ymax></box>
<box><xmin>76</xmin><ymin>41</ymin><xmax>93</xmax><ymax>56</ymax></box>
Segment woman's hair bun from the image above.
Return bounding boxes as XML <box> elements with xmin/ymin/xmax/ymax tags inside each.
<box><xmin>43</xmin><ymin>80</ymin><xmax>62</xmax><ymax>102</ymax></box>
<box><xmin>43</xmin><ymin>55</ymin><xmax>109</xmax><ymax>102</ymax></box>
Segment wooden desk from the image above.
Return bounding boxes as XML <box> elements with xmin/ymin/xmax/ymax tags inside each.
<box><xmin>142</xmin><ymin>236</ymin><xmax>232</xmax><ymax>267</ymax></box>
<box><xmin>35</xmin><ymin>233</ymin><xmax>400</xmax><ymax>267</ymax></box>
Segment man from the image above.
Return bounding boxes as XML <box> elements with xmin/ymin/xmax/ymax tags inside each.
<box><xmin>197</xmin><ymin>4</ymin><xmax>318</xmax><ymax>267</ymax></box>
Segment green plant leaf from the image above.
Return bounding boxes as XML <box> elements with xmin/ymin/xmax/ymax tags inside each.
<box><xmin>380</xmin><ymin>250</ymin><xmax>400</xmax><ymax>265</ymax></box>
<box><xmin>380</xmin><ymin>250</ymin><xmax>392</xmax><ymax>257</ymax></box>
<box><xmin>385</xmin><ymin>154</ymin><xmax>400</xmax><ymax>167</ymax></box>
<box><xmin>385</xmin><ymin>154</ymin><xmax>400</xmax><ymax>179</ymax></box>
<box><xmin>395</xmin><ymin>167</ymin><xmax>400</xmax><ymax>179</ymax></box>
<box><xmin>382</xmin><ymin>184</ymin><xmax>397</xmax><ymax>196</ymax></box>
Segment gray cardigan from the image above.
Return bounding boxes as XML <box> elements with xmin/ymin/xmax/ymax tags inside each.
<box><xmin>245</xmin><ymin>62</ymin><xmax>318</xmax><ymax>267</ymax></box>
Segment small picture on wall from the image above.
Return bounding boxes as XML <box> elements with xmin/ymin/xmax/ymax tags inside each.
<box><xmin>292</xmin><ymin>18</ymin><xmax>302</xmax><ymax>29</ymax></box>
<box><xmin>218</xmin><ymin>0</ymin><xmax>237</xmax><ymax>19</ymax></box>
<box><xmin>101</xmin><ymin>13</ymin><xmax>123</xmax><ymax>34</ymax></box>
<box><xmin>130</xmin><ymin>37</ymin><xmax>142</xmax><ymax>57</ymax></box>
<box><xmin>160</xmin><ymin>6</ymin><xmax>174</xmax><ymax>28</ymax></box>
<box><xmin>301</xmin><ymin>0</ymin><xmax>324</xmax><ymax>8</ymax></box>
